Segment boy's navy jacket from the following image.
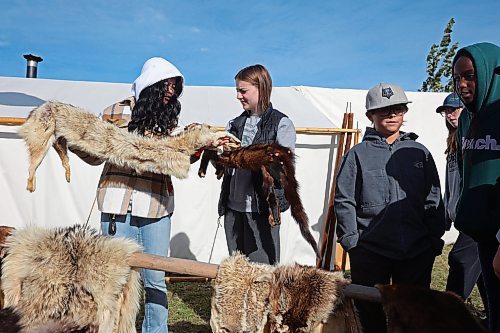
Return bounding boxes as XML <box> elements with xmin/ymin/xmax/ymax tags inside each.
<box><xmin>334</xmin><ymin>127</ymin><xmax>445</xmax><ymax>259</ymax></box>
<box><xmin>454</xmin><ymin>42</ymin><xmax>500</xmax><ymax>241</ymax></box>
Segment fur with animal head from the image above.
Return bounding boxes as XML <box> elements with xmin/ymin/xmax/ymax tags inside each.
<box><xmin>18</xmin><ymin>101</ymin><xmax>240</xmax><ymax>192</ymax></box>
<box><xmin>376</xmin><ymin>284</ymin><xmax>487</xmax><ymax>333</ymax></box>
<box><xmin>211</xmin><ymin>253</ymin><xmax>351</xmax><ymax>333</ymax></box>
<box><xmin>198</xmin><ymin>143</ymin><xmax>320</xmax><ymax>259</ymax></box>
<box><xmin>268</xmin><ymin>264</ymin><xmax>349</xmax><ymax>333</ymax></box>
<box><xmin>210</xmin><ymin>253</ymin><xmax>274</xmax><ymax>333</ymax></box>
<box><xmin>1</xmin><ymin>225</ymin><xmax>142</xmax><ymax>333</ymax></box>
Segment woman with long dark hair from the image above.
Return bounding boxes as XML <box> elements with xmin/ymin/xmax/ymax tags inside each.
<box><xmin>76</xmin><ymin>57</ymin><xmax>184</xmax><ymax>333</ymax></box>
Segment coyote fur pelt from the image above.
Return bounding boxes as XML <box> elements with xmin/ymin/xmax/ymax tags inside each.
<box><xmin>0</xmin><ymin>225</ymin><xmax>15</xmax><ymax>309</ymax></box>
<box><xmin>0</xmin><ymin>306</ymin><xmax>96</xmax><ymax>333</ymax></box>
<box><xmin>211</xmin><ymin>253</ymin><xmax>350</xmax><ymax>333</ymax></box>
<box><xmin>198</xmin><ymin>144</ymin><xmax>320</xmax><ymax>258</ymax></box>
<box><xmin>210</xmin><ymin>253</ymin><xmax>274</xmax><ymax>333</ymax></box>
<box><xmin>19</xmin><ymin>101</ymin><xmax>240</xmax><ymax>192</ymax></box>
<box><xmin>1</xmin><ymin>225</ymin><xmax>142</xmax><ymax>333</ymax></box>
<box><xmin>377</xmin><ymin>284</ymin><xmax>487</xmax><ymax>333</ymax></box>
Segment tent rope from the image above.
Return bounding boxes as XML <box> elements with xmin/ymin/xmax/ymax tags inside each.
<box><xmin>208</xmin><ymin>216</ymin><xmax>222</xmax><ymax>264</ymax></box>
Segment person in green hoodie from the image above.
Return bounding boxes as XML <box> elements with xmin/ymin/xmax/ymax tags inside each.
<box><xmin>453</xmin><ymin>42</ymin><xmax>500</xmax><ymax>333</ymax></box>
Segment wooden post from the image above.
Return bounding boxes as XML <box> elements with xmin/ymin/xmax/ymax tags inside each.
<box><xmin>0</xmin><ymin>117</ymin><xmax>26</xmax><ymax>126</ymax></box>
<box><xmin>127</xmin><ymin>252</ymin><xmax>219</xmax><ymax>279</ymax></box>
<box><xmin>317</xmin><ymin>112</ymin><xmax>349</xmax><ymax>269</ymax></box>
<box><xmin>328</xmin><ymin>112</ymin><xmax>355</xmax><ymax>271</ymax></box>
<box><xmin>334</xmin><ymin>112</ymin><xmax>355</xmax><ymax>271</ymax></box>
<box><xmin>318</xmin><ymin>105</ymin><xmax>358</xmax><ymax>271</ymax></box>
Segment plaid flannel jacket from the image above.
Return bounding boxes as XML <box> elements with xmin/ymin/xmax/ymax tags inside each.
<box><xmin>81</xmin><ymin>97</ymin><xmax>175</xmax><ymax>218</ymax></box>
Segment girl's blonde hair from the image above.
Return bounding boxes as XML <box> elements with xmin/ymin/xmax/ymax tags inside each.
<box><xmin>235</xmin><ymin>64</ymin><xmax>272</xmax><ymax>113</ymax></box>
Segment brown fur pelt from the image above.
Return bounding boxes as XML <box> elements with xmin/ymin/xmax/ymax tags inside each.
<box><xmin>19</xmin><ymin>101</ymin><xmax>240</xmax><ymax>192</ymax></box>
<box><xmin>210</xmin><ymin>253</ymin><xmax>351</xmax><ymax>333</ymax></box>
<box><xmin>269</xmin><ymin>265</ymin><xmax>349</xmax><ymax>332</ymax></box>
<box><xmin>210</xmin><ymin>253</ymin><xmax>274</xmax><ymax>333</ymax></box>
<box><xmin>197</xmin><ymin>149</ymin><xmax>225</xmax><ymax>179</ymax></box>
<box><xmin>377</xmin><ymin>284</ymin><xmax>487</xmax><ymax>333</ymax></box>
<box><xmin>198</xmin><ymin>144</ymin><xmax>320</xmax><ymax>258</ymax></box>
<box><xmin>1</xmin><ymin>224</ymin><xmax>142</xmax><ymax>333</ymax></box>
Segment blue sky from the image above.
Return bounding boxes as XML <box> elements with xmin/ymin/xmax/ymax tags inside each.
<box><xmin>1</xmin><ymin>0</ymin><xmax>499</xmax><ymax>90</ymax></box>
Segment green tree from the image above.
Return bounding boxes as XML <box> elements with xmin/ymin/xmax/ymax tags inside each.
<box><xmin>420</xmin><ymin>18</ymin><xmax>459</xmax><ymax>92</ymax></box>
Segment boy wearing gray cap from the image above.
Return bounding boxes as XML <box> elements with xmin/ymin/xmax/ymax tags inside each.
<box><xmin>334</xmin><ymin>83</ymin><xmax>445</xmax><ymax>333</ymax></box>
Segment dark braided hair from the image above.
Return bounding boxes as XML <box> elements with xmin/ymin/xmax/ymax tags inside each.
<box><xmin>128</xmin><ymin>77</ymin><xmax>183</xmax><ymax>136</ymax></box>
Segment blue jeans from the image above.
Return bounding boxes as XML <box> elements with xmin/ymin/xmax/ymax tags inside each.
<box><xmin>101</xmin><ymin>212</ymin><xmax>171</xmax><ymax>333</ymax></box>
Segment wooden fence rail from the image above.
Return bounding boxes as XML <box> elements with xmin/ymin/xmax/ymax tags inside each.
<box><xmin>0</xmin><ymin>117</ymin><xmax>361</xmax><ymax>136</ymax></box>
<box><xmin>127</xmin><ymin>253</ymin><xmax>381</xmax><ymax>303</ymax></box>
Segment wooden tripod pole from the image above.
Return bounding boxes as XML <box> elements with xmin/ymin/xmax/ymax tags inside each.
<box><xmin>317</xmin><ymin>104</ymin><xmax>357</xmax><ymax>270</ymax></box>
<box><xmin>324</xmin><ymin>112</ymin><xmax>354</xmax><ymax>270</ymax></box>
<box><xmin>338</xmin><ymin>121</ymin><xmax>360</xmax><ymax>271</ymax></box>
<box><xmin>317</xmin><ymin>112</ymin><xmax>348</xmax><ymax>268</ymax></box>
<box><xmin>335</xmin><ymin>112</ymin><xmax>354</xmax><ymax>271</ymax></box>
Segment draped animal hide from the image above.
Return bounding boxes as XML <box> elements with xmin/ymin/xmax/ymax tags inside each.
<box><xmin>1</xmin><ymin>225</ymin><xmax>142</xmax><ymax>333</ymax></box>
<box><xmin>210</xmin><ymin>254</ymin><xmax>274</xmax><ymax>333</ymax></box>
<box><xmin>19</xmin><ymin>101</ymin><xmax>240</xmax><ymax>192</ymax></box>
<box><xmin>198</xmin><ymin>144</ymin><xmax>320</xmax><ymax>258</ymax></box>
<box><xmin>377</xmin><ymin>284</ymin><xmax>487</xmax><ymax>333</ymax></box>
<box><xmin>0</xmin><ymin>306</ymin><xmax>97</xmax><ymax>333</ymax></box>
<box><xmin>269</xmin><ymin>265</ymin><xmax>349</xmax><ymax>332</ymax></box>
<box><xmin>0</xmin><ymin>225</ymin><xmax>15</xmax><ymax>309</ymax></box>
<box><xmin>211</xmin><ymin>253</ymin><xmax>350</xmax><ymax>333</ymax></box>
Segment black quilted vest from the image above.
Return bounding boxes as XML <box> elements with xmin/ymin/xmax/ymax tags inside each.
<box><xmin>218</xmin><ymin>104</ymin><xmax>290</xmax><ymax>216</ymax></box>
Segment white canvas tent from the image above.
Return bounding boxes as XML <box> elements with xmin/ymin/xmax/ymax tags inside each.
<box><xmin>0</xmin><ymin>76</ymin><xmax>455</xmax><ymax>266</ymax></box>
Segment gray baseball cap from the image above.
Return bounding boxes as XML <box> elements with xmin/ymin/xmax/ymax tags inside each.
<box><xmin>366</xmin><ymin>83</ymin><xmax>412</xmax><ymax>111</ymax></box>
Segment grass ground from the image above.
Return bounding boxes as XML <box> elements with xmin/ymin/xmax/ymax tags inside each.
<box><xmin>137</xmin><ymin>243</ymin><xmax>484</xmax><ymax>332</ymax></box>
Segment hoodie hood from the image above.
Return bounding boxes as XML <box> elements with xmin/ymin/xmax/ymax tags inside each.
<box><xmin>452</xmin><ymin>42</ymin><xmax>500</xmax><ymax>114</ymax></box>
<box><xmin>131</xmin><ymin>57</ymin><xmax>184</xmax><ymax>100</ymax></box>
<box><xmin>452</xmin><ymin>42</ymin><xmax>500</xmax><ymax>241</ymax></box>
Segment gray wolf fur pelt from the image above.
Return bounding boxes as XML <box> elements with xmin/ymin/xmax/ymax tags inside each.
<box><xmin>1</xmin><ymin>225</ymin><xmax>142</xmax><ymax>333</ymax></box>
<box><xmin>210</xmin><ymin>253</ymin><xmax>350</xmax><ymax>333</ymax></box>
<box><xmin>0</xmin><ymin>306</ymin><xmax>96</xmax><ymax>332</ymax></box>
<box><xmin>210</xmin><ymin>253</ymin><xmax>274</xmax><ymax>333</ymax></box>
<box><xmin>19</xmin><ymin>101</ymin><xmax>240</xmax><ymax>192</ymax></box>
<box><xmin>0</xmin><ymin>225</ymin><xmax>15</xmax><ymax>309</ymax></box>
<box><xmin>377</xmin><ymin>284</ymin><xmax>487</xmax><ymax>333</ymax></box>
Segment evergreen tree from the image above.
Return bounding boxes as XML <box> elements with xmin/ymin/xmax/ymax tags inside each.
<box><xmin>420</xmin><ymin>19</ymin><xmax>459</xmax><ymax>92</ymax></box>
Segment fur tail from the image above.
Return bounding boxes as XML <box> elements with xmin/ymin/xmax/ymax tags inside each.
<box><xmin>280</xmin><ymin>154</ymin><xmax>320</xmax><ymax>259</ymax></box>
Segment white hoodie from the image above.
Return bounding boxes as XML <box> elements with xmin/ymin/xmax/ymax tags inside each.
<box><xmin>131</xmin><ymin>57</ymin><xmax>183</xmax><ymax>100</ymax></box>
